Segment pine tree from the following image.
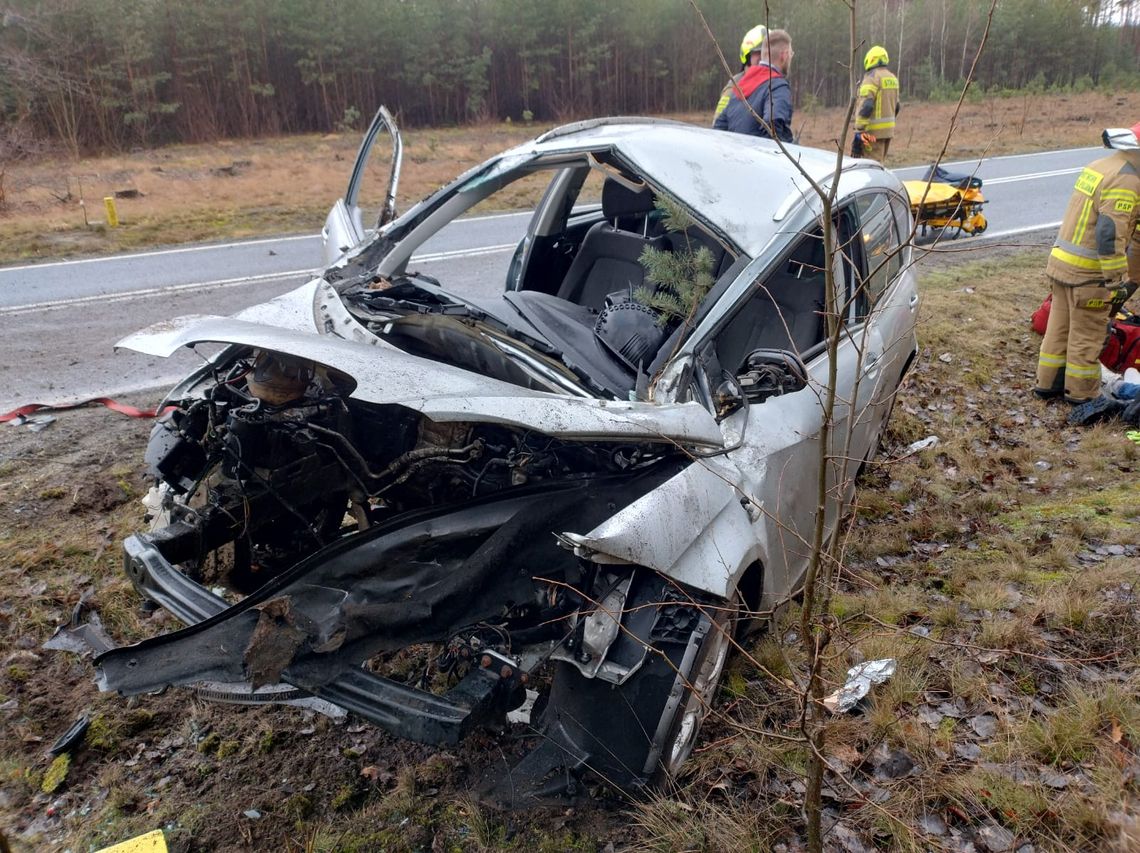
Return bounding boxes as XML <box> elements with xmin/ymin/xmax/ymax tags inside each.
<box><xmin>634</xmin><ymin>195</ymin><xmax>716</xmax><ymax>327</ymax></box>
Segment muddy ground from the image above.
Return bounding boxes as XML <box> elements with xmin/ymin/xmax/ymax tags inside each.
<box><xmin>2</xmin><ymin>232</ymin><xmax>1140</xmax><ymax>852</ymax></box>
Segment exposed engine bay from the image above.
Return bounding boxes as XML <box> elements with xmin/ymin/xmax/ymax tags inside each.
<box><xmin>144</xmin><ymin>346</ymin><xmax>668</xmax><ymax>588</ymax></box>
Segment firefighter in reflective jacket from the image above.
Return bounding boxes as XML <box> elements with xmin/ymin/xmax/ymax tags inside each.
<box><xmin>1035</xmin><ymin>123</ymin><xmax>1140</xmax><ymax>403</ymax></box>
<box><xmin>713</xmin><ymin>25</ymin><xmax>767</xmax><ymax>123</ymax></box>
<box><xmin>852</xmin><ymin>46</ymin><xmax>900</xmax><ymax>162</ymax></box>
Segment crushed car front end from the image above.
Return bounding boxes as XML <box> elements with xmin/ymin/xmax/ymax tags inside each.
<box><xmin>94</xmin><ymin>266</ymin><xmax>743</xmax><ymax>797</ymax></box>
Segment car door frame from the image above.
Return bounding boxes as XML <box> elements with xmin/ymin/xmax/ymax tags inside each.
<box><xmin>321</xmin><ymin>106</ymin><xmax>403</xmax><ymax>268</ymax></box>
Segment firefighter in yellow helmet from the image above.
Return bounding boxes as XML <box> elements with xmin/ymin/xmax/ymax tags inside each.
<box><xmin>852</xmin><ymin>45</ymin><xmax>900</xmax><ymax>162</ymax></box>
<box><xmin>1035</xmin><ymin>123</ymin><xmax>1140</xmax><ymax>403</ymax></box>
<box><xmin>712</xmin><ymin>25</ymin><xmax>767</xmax><ymax>123</ymax></box>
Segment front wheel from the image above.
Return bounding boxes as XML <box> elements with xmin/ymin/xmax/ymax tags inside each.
<box><xmin>538</xmin><ymin>573</ymin><xmax>738</xmax><ymax>790</ymax></box>
<box><xmin>650</xmin><ymin>596</ymin><xmax>736</xmax><ymax>783</ymax></box>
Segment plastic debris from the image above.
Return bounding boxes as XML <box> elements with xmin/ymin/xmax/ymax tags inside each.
<box><xmin>94</xmin><ymin>829</ymin><xmax>167</xmax><ymax>853</ymax></box>
<box><xmin>823</xmin><ymin>659</ymin><xmax>897</xmax><ymax>713</ymax></box>
<box><xmin>6</xmin><ymin>413</ymin><xmax>57</xmax><ymax>431</ymax></box>
<box><xmin>901</xmin><ymin>436</ymin><xmax>940</xmax><ymax>456</ymax></box>
<box><xmin>49</xmin><ymin>715</ymin><xmax>91</xmax><ymax>756</ymax></box>
<box><xmin>44</xmin><ymin>607</ymin><xmax>115</xmax><ymax>657</ymax></box>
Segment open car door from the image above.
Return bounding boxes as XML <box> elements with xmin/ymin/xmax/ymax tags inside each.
<box><xmin>321</xmin><ymin>106</ymin><xmax>403</xmax><ymax>268</ymax></box>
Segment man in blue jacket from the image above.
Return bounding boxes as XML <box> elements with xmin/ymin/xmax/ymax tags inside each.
<box><xmin>713</xmin><ymin>29</ymin><xmax>794</xmax><ymax>143</ymax></box>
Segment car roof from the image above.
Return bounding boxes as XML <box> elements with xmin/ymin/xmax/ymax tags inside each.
<box><xmin>523</xmin><ymin>118</ymin><xmax>883</xmax><ymax>257</ymax></box>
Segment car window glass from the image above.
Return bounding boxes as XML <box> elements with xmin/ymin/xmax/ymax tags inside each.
<box><xmin>713</xmin><ymin>228</ymin><xmax>827</xmax><ymax>374</ymax></box>
<box><xmin>853</xmin><ymin>193</ymin><xmax>901</xmax><ymax>309</ymax></box>
<box><xmin>889</xmin><ymin>192</ymin><xmax>913</xmax><ymax>249</ymax></box>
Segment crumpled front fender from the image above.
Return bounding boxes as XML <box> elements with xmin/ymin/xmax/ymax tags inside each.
<box><xmin>561</xmin><ymin>459</ymin><xmax>763</xmax><ymax>600</ymax></box>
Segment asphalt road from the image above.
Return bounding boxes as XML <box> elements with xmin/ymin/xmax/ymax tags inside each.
<box><xmin>0</xmin><ymin>145</ymin><xmax>1100</xmax><ymax>411</ymax></box>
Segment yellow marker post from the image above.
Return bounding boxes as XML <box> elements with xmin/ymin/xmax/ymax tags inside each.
<box><xmin>103</xmin><ymin>196</ymin><xmax>120</xmax><ymax>228</ymax></box>
<box><xmin>95</xmin><ymin>829</ymin><xmax>167</xmax><ymax>853</ymax></box>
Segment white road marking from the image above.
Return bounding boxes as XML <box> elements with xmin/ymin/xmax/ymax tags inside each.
<box><xmin>1</xmin><ymin>243</ymin><xmax>517</xmax><ymax>315</ymax></box>
<box><xmin>938</xmin><ymin>146</ymin><xmax>1099</xmax><ymax>167</ymax></box>
<box><xmin>892</xmin><ymin>146</ymin><xmax>1100</xmax><ymax>175</ymax></box>
<box><xmin>0</xmin><ymin>211</ymin><xmax>528</xmax><ymax>274</ymax></box>
<box><xmin>977</xmin><ymin>221</ymin><xmax>1062</xmax><ymax>241</ymax></box>
<box><xmin>411</xmin><ymin>242</ymin><xmax>516</xmax><ymax>263</ymax></box>
<box><xmin>0</xmin><ymin>269</ymin><xmax>315</xmax><ymax>316</ymax></box>
<box><xmin>0</xmin><ymin>235</ymin><xmax>319</xmax><ymax>273</ymax></box>
<box><xmin>982</xmin><ymin>167</ymin><xmax>1081</xmax><ymax>186</ymax></box>
<box><xmin>0</xmin><ymin>146</ymin><xmax>1094</xmax><ymax>312</ymax></box>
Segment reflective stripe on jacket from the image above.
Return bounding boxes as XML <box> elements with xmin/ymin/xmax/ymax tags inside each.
<box><xmin>713</xmin><ymin>71</ymin><xmax>745</xmax><ymax>123</ymax></box>
<box><xmin>855</xmin><ymin>67</ymin><xmax>899</xmax><ymax>137</ymax></box>
<box><xmin>1047</xmin><ymin>151</ymin><xmax>1140</xmax><ymax>286</ymax></box>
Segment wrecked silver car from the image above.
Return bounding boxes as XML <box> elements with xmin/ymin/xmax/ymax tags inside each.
<box><xmin>94</xmin><ymin>109</ymin><xmax>919</xmax><ymax>798</ymax></box>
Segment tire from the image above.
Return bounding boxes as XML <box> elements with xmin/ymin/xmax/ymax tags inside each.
<box><xmin>650</xmin><ymin>596</ymin><xmax>736</xmax><ymax>784</ymax></box>
<box><xmin>539</xmin><ymin>574</ymin><xmax>738</xmax><ymax>790</ymax></box>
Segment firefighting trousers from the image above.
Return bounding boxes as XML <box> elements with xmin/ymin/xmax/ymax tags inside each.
<box><xmin>1035</xmin><ymin>278</ymin><xmax>1112</xmax><ymax>401</ymax></box>
<box><xmin>865</xmin><ymin>137</ymin><xmax>891</xmax><ymax>163</ymax></box>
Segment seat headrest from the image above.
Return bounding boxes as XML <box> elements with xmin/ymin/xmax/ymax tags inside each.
<box><xmin>602</xmin><ymin>179</ymin><xmax>655</xmax><ymax>220</ymax></box>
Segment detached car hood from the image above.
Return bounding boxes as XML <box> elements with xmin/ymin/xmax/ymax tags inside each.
<box><xmin>117</xmin><ymin>280</ymin><xmax>724</xmax><ymax>447</ymax></box>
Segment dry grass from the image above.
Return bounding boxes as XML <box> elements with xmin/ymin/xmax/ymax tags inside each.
<box><xmin>2</xmin><ymin>90</ymin><xmax>1138</xmax><ymax>264</ymax></box>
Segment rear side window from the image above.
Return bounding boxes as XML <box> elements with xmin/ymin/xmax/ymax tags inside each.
<box><xmin>854</xmin><ymin>193</ymin><xmax>902</xmax><ymax>307</ymax></box>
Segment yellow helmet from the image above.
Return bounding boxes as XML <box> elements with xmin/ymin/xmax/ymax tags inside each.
<box><xmin>739</xmin><ymin>25</ymin><xmax>768</xmax><ymax>65</ymax></box>
<box><xmin>864</xmin><ymin>45</ymin><xmax>889</xmax><ymax>71</ymax></box>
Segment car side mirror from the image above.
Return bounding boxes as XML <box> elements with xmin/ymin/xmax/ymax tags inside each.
<box><xmin>736</xmin><ymin>348</ymin><xmax>808</xmax><ymax>403</ymax></box>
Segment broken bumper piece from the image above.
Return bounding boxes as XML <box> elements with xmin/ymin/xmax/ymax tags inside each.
<box><xmin>97</xmin><ymin>533</ymin><xmax>526</xmax><ymax>747</ymax></box>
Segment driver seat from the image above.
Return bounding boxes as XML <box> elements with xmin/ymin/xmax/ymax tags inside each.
<box><xmin>556</xmin><ymin>179</ymin><xmax>669</xmax><ymax>311</ymax></box>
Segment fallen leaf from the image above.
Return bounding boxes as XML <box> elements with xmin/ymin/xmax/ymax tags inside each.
<box><xmin>918</xmin><ymin>813</ymin><xmax>947</xmax><ymax>836</ymax></box>
<box><xmin>970</xmin><ymin>714</ymin><xmax>998</xmax><ymax>739</ymax></box>
<box><xmin>954</xmin><ymin>742</ymin><xmax>983</xmax><ymax>761</ymax></box>
<box><xmin>916</xmin><ymin>705</ymin><xmax>944</xmax><ymax>728</ymax></box>
<box><xmin>978</xmin><ymin>823</ymin><xmax>1015</xmax><ymax>852</ymax></box>
<box><xmin>872</xmin><ymin>744</ymin><xmax>916</xmax><ymax>780</ymax></box>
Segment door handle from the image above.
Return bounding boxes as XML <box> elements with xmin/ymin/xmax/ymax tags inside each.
<box><xmin>908</xmin><ymin>293</ymin><xmax>919</xmax><ymax>308</ymax></box>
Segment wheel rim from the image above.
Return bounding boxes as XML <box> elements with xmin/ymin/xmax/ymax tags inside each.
<box><xmin>664</xmin><ymin>620</ymin><xmax>732</xmax><ymax>774</ymax></box>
